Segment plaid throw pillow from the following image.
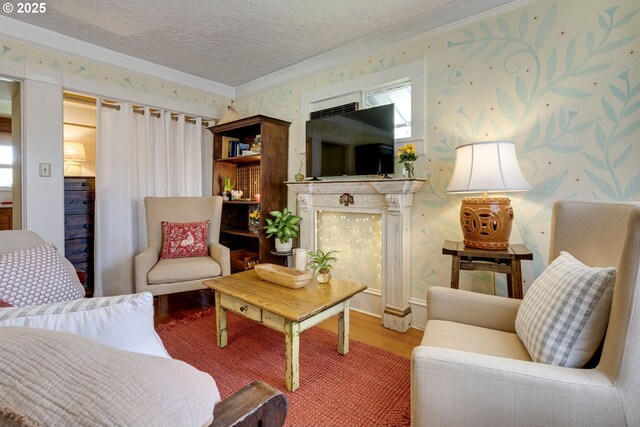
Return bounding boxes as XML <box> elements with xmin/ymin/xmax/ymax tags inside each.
<box><xmin>515</xmin><ymin>251</ymin><xmax>616</xmax><ymax>367</ymax></box>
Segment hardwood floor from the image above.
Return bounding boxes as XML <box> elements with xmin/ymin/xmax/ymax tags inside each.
<box><xmin>154</xmin><ymin>290</ymin><xmax>423</xmax><ymax>359</ymax></box>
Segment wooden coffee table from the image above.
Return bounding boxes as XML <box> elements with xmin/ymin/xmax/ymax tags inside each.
<box><xmin>203</xmin><ymin>270</ymin><xmax>367</xmax><ymax>392</ymax></box>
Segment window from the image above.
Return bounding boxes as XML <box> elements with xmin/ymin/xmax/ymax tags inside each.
<box><xmin>366</xmin><ymin>82</ymin><xmax>412</xmax><ymax>140</ymax></box>
<box><xmin>301</xmin><ymin>60</ymin><xmax>425</xmax><ymax>155</ymax></box>
<box><xmin>0</xmin><ymin>144</ymin><xmax>11</xmax><ymax>188</ymax></box>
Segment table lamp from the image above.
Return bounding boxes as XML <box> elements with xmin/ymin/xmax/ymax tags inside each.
<box><xmin>445</xmin><ymin>141</ymin><xmax>530</xmax><ymax>250</ymax></box>
<box><xmin>63</xmin><ymin>141</ymin><xmax>86</xmax><ymax>176</ymax></box>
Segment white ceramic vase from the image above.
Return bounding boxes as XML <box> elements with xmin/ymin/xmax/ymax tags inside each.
<box><xmin>293</xmin><ymin>248</ymin><xmax>309</xmax><ymax>271</ymax></box>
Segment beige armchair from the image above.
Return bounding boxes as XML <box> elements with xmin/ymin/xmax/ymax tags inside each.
<box><xmin>412</xmin><ymin>200</ymin><xmax>640</xmax><ymax>426</ymax></box>
<box><xmin>135</xmin><ymin>197</ymin><xmax>230</xmax><ymax>296</ymax></box>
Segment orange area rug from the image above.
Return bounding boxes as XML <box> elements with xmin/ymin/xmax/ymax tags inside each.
<box><xmin>157</xmin><ymin>309</ymin><xmax>410</xmax><ymax>427</ymax></box>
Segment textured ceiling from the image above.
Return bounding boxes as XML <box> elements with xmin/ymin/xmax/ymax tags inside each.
<box><xmin>8</xmin><ymin>0</ymin><xmax>520</xmax><ymax>88</ymax></box>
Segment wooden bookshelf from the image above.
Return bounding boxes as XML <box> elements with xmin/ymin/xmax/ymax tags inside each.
<box><xmin>209</xmin><ymin>115</ymin><xmax>290</xmax><ymax>266</ymax></box>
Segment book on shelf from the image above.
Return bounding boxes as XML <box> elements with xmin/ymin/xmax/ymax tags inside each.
<box><xmin>235</xmin><ymin>143</ymin><xmax>250</xmax><ymax>157</ymax></box>
<box><xmin>229</xmin><ymin>140</ymin><xmax>238</xmax><ymax>157</ymax></box>
<box><xmin>221</xmin><ymin>136</ymin><xmax>239</xmax><ymax>159</ymax></box>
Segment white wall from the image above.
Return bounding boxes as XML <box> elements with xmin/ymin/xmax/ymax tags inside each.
<box><xmin>22</xmin><ymin>78</ymin><xmax>64</xmax><ymax>249</ymax></box>
<box><xmin>0</xmin><ymin>63</ymin><xmax>66</xmax><ymax>248</ymax></box>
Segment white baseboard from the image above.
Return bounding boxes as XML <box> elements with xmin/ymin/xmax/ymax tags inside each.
<box><xmin>350</xmin><ymin>288</ymin><xmax>426</xmax><ymax>331</ymax></box>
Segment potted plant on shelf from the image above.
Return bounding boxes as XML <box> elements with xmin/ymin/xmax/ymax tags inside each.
<box><xmin>305</xmin><ymin>249</ymin><xmax>339</xmax><ymax>284</ymax></box>
<box><xmin>222</xmin><ymin>176</ymin><xmax>235</xmax><ymax>201</ymax></box>
<box><xmin>264</xmin><ymin>207</ymin><xmax>301</xmax><ymax>253</ymax></box>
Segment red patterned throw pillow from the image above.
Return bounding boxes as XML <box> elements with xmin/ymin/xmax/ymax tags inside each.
<box><xmin>160</xmin><ymin>220</ymin><xmax>210</xmax><ymax>259</ymax></box>
<box><xmin>0</xmin><ymin>299</ymin><xmax>13</xmax><ymax>308</ymax></box>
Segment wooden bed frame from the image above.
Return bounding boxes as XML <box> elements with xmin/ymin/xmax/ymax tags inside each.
<box><xmin>211</xmin><ymin>381</ymin><xmax>287</xmax><ymax>427</ymax></box>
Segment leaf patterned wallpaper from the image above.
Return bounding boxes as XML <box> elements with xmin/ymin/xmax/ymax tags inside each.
<box><xmin>0</xmin><ymin>36</ymin><xmax>226</xmax><ymax>115</ymax></box>
<box><xmin>237</xmin><ymin>0</ymin><xmax>639</xmax><ymax>299</ymax></box>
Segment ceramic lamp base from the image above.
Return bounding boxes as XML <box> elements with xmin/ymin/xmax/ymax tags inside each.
<box><xmin>460</xmin><ymin>197</ymin><xmax>514</xmax><ymax>250</ymax></box>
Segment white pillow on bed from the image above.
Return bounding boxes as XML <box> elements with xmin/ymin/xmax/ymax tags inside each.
<box><xmin>0</xmin><ymin>327</ymin><xmax>220</xmax><ymax>427</ymax></box>
<box><xmin>0</xmin><ymin>291</ymin><xmax>169</xmax><ymax>358</ymax></box>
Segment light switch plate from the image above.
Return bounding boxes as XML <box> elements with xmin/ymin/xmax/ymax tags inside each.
<box><xmin>39</xmin><ymin>163</ymin><xmax>51</xmax><ymax>177</ymax></box>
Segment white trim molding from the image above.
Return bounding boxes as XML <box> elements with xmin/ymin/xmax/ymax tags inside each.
<box><xmin>350</xmin><ymin>292</ymin><xmax>427</xmax><ymax>331</ymax></box>
<box><xmin>288</xmin><ymin>178</ymin><xmax>426</xmax><ymax>332</ymax></box>
<box><xmin>0</xmin><ymin>16</ymin><xmax>234</xmax><ymax>99</ymax></box>
<box><xmin>236</xmin><ymin>0</ymin><xmax>536</xmax><ymax>98</ymax></box>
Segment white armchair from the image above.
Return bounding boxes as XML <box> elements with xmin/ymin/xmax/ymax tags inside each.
<box><xmin>135</xmin><ymin>196</ymin><xmax>230</xmax><ymax>296</ymax></box>
<box><xmin>412</xmin><ymin>200</ymin><xmax>640</xmax><ymax>426</ymax></box>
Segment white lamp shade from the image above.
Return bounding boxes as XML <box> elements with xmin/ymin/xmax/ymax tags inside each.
<box><xmin>64</xmin><ymin>141</ymin><xmax>86</xmax><ymax>162</ymax></box>
<box><xmin>445</xmin><ymin>141</ymin><xmax>530</xmax><ymax>193</ymax></box>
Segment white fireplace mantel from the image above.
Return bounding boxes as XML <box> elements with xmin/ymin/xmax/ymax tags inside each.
<box><xmin>287</xmin><ymin>178</ymin><xmax>426</xmax><ymax>332</ymax></box>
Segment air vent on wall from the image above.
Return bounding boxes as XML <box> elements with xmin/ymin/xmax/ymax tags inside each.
<box><xmin>309</xmin><ymin>102</ymin><xmax>358</xmax><ymax>120</ymax></box>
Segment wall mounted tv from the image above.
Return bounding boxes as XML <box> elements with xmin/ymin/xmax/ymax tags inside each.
<box><xmin>305</xmin><ymin>104</ymin><xmax>395</xmax><ymax>179</ymax></box>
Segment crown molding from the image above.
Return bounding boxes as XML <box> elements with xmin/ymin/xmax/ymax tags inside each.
<box><xmin>0</xmin><ymin>15</ymin><xmax>235</xmax><ymax>99</ymax></box>
<box><xmin>235</xmin><ymin>0</ymin><xmax>536</xmax><ymax>98</ymax></box>
<box><xmin>0</xmin><ymin>0</ymin><xmax>537</xmax><ymax>102</ymax></box>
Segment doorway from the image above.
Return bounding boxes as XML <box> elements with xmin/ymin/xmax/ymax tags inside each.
<box><xmin>0</xmin><ymin>77</ymin><xmax>21</xmax><ymax>230</ymax></box>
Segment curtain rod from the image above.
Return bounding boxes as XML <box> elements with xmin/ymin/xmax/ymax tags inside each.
<box><xmin>63</xmin><ymin>93</ymin><xmax>212</xmax><ymax>126</ymax></box>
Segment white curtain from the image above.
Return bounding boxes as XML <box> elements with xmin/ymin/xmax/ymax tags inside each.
<box><xmin>94</xmin><ymin>103</ymin><xmax>207</xmax><ymax>296</ymax></box>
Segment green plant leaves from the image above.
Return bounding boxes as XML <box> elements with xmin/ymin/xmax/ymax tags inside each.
<box><xmin>264</xmin><ymin>208</ymin><xmax>301</xmax><ymax>243</ymax></box>
<box><xmin>600</xmin><ymin>35</ymin><xmax>636</xmax><ymax>53</ymax></box>
<box><xmin>535</xmin><ymin>2</ymin><xmax>557</xmax><ymax>49</ymax></box>
<box><xmin>585</xmin><ymin>31</ymin><xmax>595</xmax><ymax>54</ymax></box>
<box><xmin>496</xmin><ymin>87</ymin><xmax>518</xmax><ymax>124</ymax></box>
<box><xmin>565</xmin><ymin>38</ymin><xmax>576</xmax><ymax>71</ymax></box>
<box><xmin>518</xmin><ymin>11</ymin><xmax>528</xmax><ymax>39</ymax></box>
<box><xmin>613</xmin><ymin>9</ymin><xmax>638</xmax><ymax>28</ymax></box>
<box><xmin>601</xmin><ymin>97</ymin><xmax>618</xmax><ymax>122</ymax></box>
<box><xmin>515</xmin><ymin>76</ymin><xmax>528</xmax><ymax>105</ymax></box>
<box><xmin>612</xmin><ymin>145</ymin><xmax>632</xmax><ymax>169</ymax></box>
<box><xmin>573</xmin><ymin>63</ymin><xmax>611</xmax><ymax>76</ymax></box>
<box><xmin>524</xmin><ymin>118</ymin><xmax>540</xmax><ymax>150</ymax></box>
<box><xmin>305</xmin><ymin>249</ymin><xmax>339</xmax><ymax>275</ymax></box>
<box><xmin>585</xmin><ymin>170</ymin><xmax>617</xmax><ymax>199</ymax></box>
<box><xmin>622</xmin><ymin>99</ymin><xmax>640</xmax><ymax>119</ymax></box>
<box><xmin>497</xmin><ymin>17</ymin><xmax>511</xmax><ymax>38</ymax></box>
<box><xmin>583</xmin><ymin>153</ymin><xmax>607</xmax><ymax>171</ymax></box>
<box><xmin>625</xmin><ymin>174</ymin><xmax>640</xmax><ymax>198</ymax></box>
<box><xmin>546</xmin><ymin>48</ymin><xmax>557</xmax><ymax>83</ymax></box>
<box><xmin>524</xmin><ymin>171</ymin><xmax>567</xmax><ymax>201</ymax></box>
<box><xmin>615</xmin><ymin>120</ymin><xmax>640</xmax><ymax>142</ymax></box>
<box><xmin>550</xmin><ymin>87</ymin><xmax>592</xmax><ymax>98</ymax></box>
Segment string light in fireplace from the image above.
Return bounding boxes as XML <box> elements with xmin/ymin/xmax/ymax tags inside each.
<box><xmin>316</xmin><ymin>211</ymin><xmax>382</xmax><ymax>290</ymax></box>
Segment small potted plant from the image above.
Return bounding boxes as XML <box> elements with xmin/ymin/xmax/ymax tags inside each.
<box><xmin>305</xmin><ymin>249</ymin><xmax>339</xmax><ymax>284</ymax></box>
<box><xmin>222</xmin><ymin>176</ymin><xmax>235</xmax><ymax>201</ymax></box>
<box><xmin>264</xmin><ymin>207</ymin><xmax>302</xmax><ymax>253</ymax></box>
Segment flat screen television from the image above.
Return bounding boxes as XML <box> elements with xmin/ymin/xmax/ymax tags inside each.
<box><xmin>305</xmin><ymin>104</ymin><xmax>395</xmax><ymax>179</ymax></box>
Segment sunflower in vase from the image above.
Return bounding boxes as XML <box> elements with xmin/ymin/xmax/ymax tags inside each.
<box><xmin>397</xmin><ymin>143</ymin><xmax>418</xmax><ymax>178</ymax></box>
<box><xmin>248</xmin><ymin>209</ymin><xmax>261</xmax><ymax>234</ymax></box>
